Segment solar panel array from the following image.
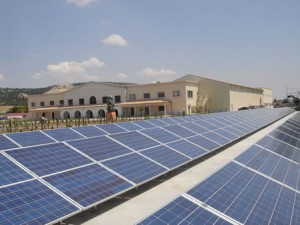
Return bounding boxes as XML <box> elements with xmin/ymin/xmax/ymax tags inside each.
<box><xmin>0</xmin><ymin>108</ymin><xmax>294</xmax><ymax>224</ymax></box>
<box><xmin>138</xmin><ymin>111</ymin><xmax>300</xmax><ymax>225</ymax></box>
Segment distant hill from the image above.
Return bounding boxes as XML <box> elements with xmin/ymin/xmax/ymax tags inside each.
<box><xmin>0</xmin><ymin>87</ymin><xmax>53</xmax><ymax>106</ymax></box>
<box><xmin>0</xmin><ymin>82</ymin><xmax>136</xmax><ymax>106</ymax></box>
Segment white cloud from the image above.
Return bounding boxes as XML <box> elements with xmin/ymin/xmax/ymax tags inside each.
<box><xmin>0</xmin><ymin>73</ymin><xmax>5</xmax><ymax>81</ymax></box>
<box><xmin>117</xmin><ymin>73</ymin><xmax>128</xmax><ymax>79</ymax></box>
<box><xmin>141</xmin><ymin>67</ymin><xmax>177</xmax><ymax>77</ymax></box>
<box><xmin>102</xmin><ymin>34</ymin><xmax>128</xmax><ymax>46</ymax></box>
<box><xmin>45</xmin><ymin>57</ymin><xmax>104</xmax><ymax>83</ymax></box>
<box><xmin>47</xmin><ymin>57</ymin><xmax>104</xmax><ymax>74</ymax></box>
<box><xmin>31</xmin><ymin>72</ymin><xmax>42</xmax><ymax>80</ymax></box>
<box><xmin>66</xmin><ymin>0</ymin><xmax>97</xmax><ymax>7</ymax></box>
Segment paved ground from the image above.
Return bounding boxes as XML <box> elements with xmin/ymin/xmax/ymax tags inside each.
<box><xmin>63</xmin><ymin>113</ymin><xmax>295</xmax><ymax>225</ymax></box>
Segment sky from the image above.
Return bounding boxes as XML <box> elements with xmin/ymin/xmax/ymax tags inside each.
<box><xmin>0</xmin><ymin>0</ymin><xmax>299</xmax><ymax>99</ymax></box>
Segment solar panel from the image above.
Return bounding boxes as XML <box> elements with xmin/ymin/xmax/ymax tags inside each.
<box><xmin>214</xmin><ymin>128</ymin><xmax>239</xmax><ymax>141</ymax></box>
<box><xmin>0</xmin><ymin>179</ymin><xmax>79</xmax><ymax>224</ymax></box>
<box><xmin>0</xmin><ymin>135</ymin><xmax>18</xmax><ymax>150</ymax></box>
<box><xmin>109</xmin><ymin>131</ymin><xmax>161</xmax><ymax>151</ymax></box>
<box><xmin>167</xmin><ymin>116</ymin><xmax>188</xmax><ymax>123</ymax></box>
<box><xmin>147</xmin><ymin>118</ymin><xmax>169</xmax><ymax>127</ymax></box>
<box><xmin>167</xmin><ymin>140</ymin><xmax>208</xmax><ymax>158</ymax></box>
<box><xmin>67</xmin><ymin>136</ymin><xmax>133</xmax><ymax>161</ymax></box>
<box><xmin>96</xmin><ymin>123</ymin><xmax>127</xmax><ymax>134</ymax></box>
<box><xmin>5</xmin><ymin>131</ymin><xmax>55</xmax><ymax>147</ymax></box>
<box><xmin>137</xmin><ymin>196</ymin><xmax>231</xmax><ymax>225</ymax></box>
<box><xmin>180</xmin><ymin>122</ymin><xmax>209</xmax><ymax>134</ymax></box>
<box><xmin>205</xmin><ymin>119</ymin><xmax>228</xmax><ymax>128</ymax></box>
<box><xmin>161</xmin><ymin>125</ymin><xmax>197</xmax><ymax>138</ymax></box>
<box><xmin>139</xmin><ymin>145</ymin><xmax>190</xmax><ymax>169</ymax></box>
<box><xmin>193</xmin><ymin>120</ymin><xmax>219</xmax><ymax>131</ymax></box>
<box><xmin>44</xmin><ymin>164</ymin><xmax>133</xmax><ymax>208</ymax></box>
<box><xmin>201</xmin><ymin>132</ymin><xmax>231</xmax><ymax>145</ymax></box>
<box><xmin>42</xmin><ymin>128</ymin><xmax>85</xmax><ymax>141</ymax></box>
<box><xmin>187</xmin><ymin>135</ymin><xmax>221</xmax><ymax>151</ymax></box>
<box><xmin>158</xmin><ymin>118</ymin><xmax>178</xmax><ymax>125</ymax></box>
<box><xmin>6</xmin><ymin>143</ymin><xmax>92</xmax><ymax>176</ymax></box>
<box><xmin>71</xmin><ymin>125</ymin><xmax>107</xmax><ymax>138</ymax></box>
<box><xmin>222</xmin><ymin>126</ymin><xmax>244</xmax><ymax>137</ymax></box>
<box><xmin>269</xmin><ymin>130</ymin><xmax>300</xmax><ymax>148</ymax></box>
<box><xmin>116</xmin><ymin>122</ymin><xmax>143</xmax><ymax>131</ymax></box>
<box><xmin>0</xmin><ymin>154</ymin><xmax>33</xmax><ymax>187</ymax></box>
<box><xmin>139</xmin><ymin>127</ymin><xmax>180</xmax><ymax>144</ymax></box>
<box><xmin>132</xmin><ymin>120</ymin><xmax>157</xmax><ymax>129</ymax></box>
<box><xmin>276</xmin><ymin>126</ymin><xmax>300</xmax><ymax>139</ymax></box>
<box><xmin>101</xmin><ymin>153</ymin><xmax>167</xmax><ymax>184</ymax></box>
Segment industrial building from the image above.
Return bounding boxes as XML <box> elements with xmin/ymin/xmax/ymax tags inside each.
<box><xmin>28</xmin><ymin>74</ymin><xmax>273</xmax><ymax>119</ymax></box>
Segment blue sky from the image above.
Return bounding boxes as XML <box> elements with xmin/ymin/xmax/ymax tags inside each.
<box><xmin>0</xmin><ymin>0</ymin><xmax>299</xmax><ymax>99</ymax></box>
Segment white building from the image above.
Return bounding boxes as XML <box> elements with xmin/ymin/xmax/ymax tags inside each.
<box><xmin>28</xmin><ymin>75</ymin><xmax>273</xmax><ymax>119</ymax></box>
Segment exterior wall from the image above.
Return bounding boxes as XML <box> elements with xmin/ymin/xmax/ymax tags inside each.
<box><xmin>229</xmin><ymin>85</ymin><xmax>264</xmax><ymax>111</ymax></box>
<box><xmin>262</xmin><ymin>88</ymin><xmax>273</xmax><ymax>106</ymax></box>
<box><xmin>127</xmin><ymin>81</ymin><xmax>198</xmax><ymax>115</ymax></box>
<box><xmin>198</xmin><ymin>80</ymin><xmax>231</xmax><ymax>112</ymax></box>
<box><xmin>64</xmin><ymin>83</ymin><xmax>127</xmax><ymax>106</ymax></box>
<box><xmin>28</xmin><ymin>93</ymin><xmax>63</xmax><ymax>112</ymax></box>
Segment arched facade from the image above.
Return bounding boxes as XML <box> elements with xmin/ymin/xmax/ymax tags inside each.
<box><xmin>90</xmin><ymin>96</ymin><xmax>96</xmax><ymax>105</ymax></box>
<box><xmin>74</xmin><ymin>111</ymin><xmax>81</xmax><ymax>119</ymax></box>
<box><xmin>63</xmin><ymin>111</ymin><xmax>70</xmax><ymax>119</ymax></box>
<box><xmin>86</xmin><ymin>110</ymin><xmax>93</xmax><ymax>118</ymax></box>
<box><xmin>98</xmin><ymin>109</ymin><xmax>105</xmax><ymax>118</ymax></box>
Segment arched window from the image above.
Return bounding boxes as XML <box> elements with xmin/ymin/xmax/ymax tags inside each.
<box><xmin>74</xmin><ymin>111</ymin><xmax>81</xmax><ymax>119</ymax></box>
<box><xmin>90</xmin><ymin>96</ymin><xmax>96</xmax><ymax>105</ymax></box>
<box><xmin>114</xmin><ymin>109</ymin><xmax>118</xmax><ymax>117</ymax></box>
<box><xmin>98</xmin><ymin>109</ymin><xmax>105</xmax><ymax>118</ymax></box>
<box><xmin>63</xmin><ymin>111</ymin><xmax>70</xmax><ymax>119</ymax></box>
<box><xmin>86</xmin><ymin>110</ymin><xmax>93</xmax><ymax>118</ymax></box>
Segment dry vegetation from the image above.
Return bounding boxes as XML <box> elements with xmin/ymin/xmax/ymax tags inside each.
<box><xmin>0</xmin><ymin>106</ymin><xmax>13</xmax><ymax>114</ymax></box>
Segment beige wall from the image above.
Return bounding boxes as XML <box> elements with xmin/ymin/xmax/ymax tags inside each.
<box><xmin>198</xmin><ymin>79</ymin><xmax>231</xmax><ymax>112</ymax></box>
<box><xmin>262</xmin><ymin>88</ymin><xmax>273</xmax><ymax>106</ymax></box>
<box><xmin>229</xmin><ymin>85</ymin><xmax>264</xmax><ymax>110</ymax></box>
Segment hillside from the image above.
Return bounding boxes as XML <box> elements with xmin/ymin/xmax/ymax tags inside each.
<box><xmin>0</xmin><ymin>87</ymin><xmax>53</xmax><ymax>106</ymax></box>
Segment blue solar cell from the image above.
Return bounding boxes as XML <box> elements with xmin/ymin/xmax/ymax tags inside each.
<box><xmin>140</xmin><ymin>145</ymin><xmax>190</xmax><ymax>169</ymax></box>
<box><xmin>71</xmin><ymin>126</ymin><xmax>107</xmax><ymax>138</ymax></box>
<box><xmin>67</xmin><ymin>136</ymin><xmax>133</xmax><ymax>161</ymax></box>
<box><xmin>0</xmin><ymin>135</ymin><xmax>18</xmax><ymax>150</ymax></box>
<box><xmin>5</xmin><ymin>131</ymin><xmax>55</xmax><ymax>147</ymax></box>
<box><xmin>0</xmin><ymin>179</ymin><xmax>79</xmax><ymax>225</ymax></box>
<box><xmin>269</xmin><ymin>130</ymin><xmax>300</xmax><ymax>148</ymax></box>
<box><xmin>139</xmin><ymin>127</ymin><xmax>179</xmax><ymax>144</ymax></box>
<box><xmin>162</xmin><ymin>125</ymin><xmax>196</xmax><ymax>138</ymax></box>
<box><xmin>147</xmin><ymin>119</ymin><xmax>169</xmax><ymax>127</ymax></box>
<box><xmin>180</xmin><ymin>122</ymin><xmax>209</xmax><ymax>134</ymax></box>
<box><xmin>109</xmin><ymin>131</ymin><xmax>160</xmax><ymax>151</ymax></box>
<box><xmin>276</xmin><ymin>126</ymin><xmax>300</xmax><ymax>139</ymax></box>
<box><xmin>214</xmin><ymin>128</ymin><xmax>239</xmax><ymax>141</ymax></box>
<box><xmin>193</xmin><ymin>120</ymin><xmax>219</xmax><ymax>131</ymax></box>
<box><xmin>205</xmin><ymin>119</ymin><xmax>227</xmax><ymax>128</ymax></box>
<box><xmin>44</xmin><ymin>164</ymin><xmax>133</xmax><ymax>208</ymax></box>
<box><xmin>102</xmin><ymin>153</ymin><xmax>167</xmax><ymax>184</ymax></box>
<box><xmin>223</xmin><ymin>126</ymin><xmax>244</xmax><ymax>137</ymax></box>
<box><xmin>187</xmin><ymin>135</ymin><xmax>220</xmax><ymax>151</ymax></box>
<box><xmin>137</xmin><ymin>196</ymin><xmax>230</xmax><ymax>225</ymax></box>
<box><xmin>158</xmin><ymin>118</ymin><xmax>178</xmax><ymax>125</ymax></box>
<box><xmin>291</xmin><ymin>193</ymin><xmax>300</xmax><ymax>225</ymax></box>
<box><xmin>6</xmin><ymin>143</ymin><xmax>92</xmax><ymax>176</ymax></box>
<box><xmin>167</xmin><ymin>140</ymin><xmax>207</xmax><ymax>158</ymax></box>
<box><xmin>201</xmin><ymin>132</ymin><xmax>231</xmax><ymax>145</ymax></box>
<box><xmin>116</xmin><ymin>122</ymin><xmax>144</xmax><ymax>131</ymax></box>
<box><xmin>187</xmin><ymin>163</ymin><xmax>243</xmax><ymax>202</ymax></box>
<box><xmin>235</xmin><ymin>145</ymin><xmax>264</xmax><ymax>165</ymax></box>
<box><xmin>132</xmin><ymin>120</ymin><xmax>157</xmax><ymax>129</ymax></box>
<box><xmin>96</xmin><ymin>123</ymin><xmax>127</xmax><ymax>134</ymax></box>
<box><xmin>168</xmin><ymin>116</ymin><xmax>190</xmax><ymax>123</ymax></box>
<box><xmin>43</xmin><ymin>128</ymin><xmax>84</xmax><ymax>141</ymax></box>
<box><xmin>0</xmin><ymin>154</ymin><xmax>33</xmax><ymax>187</ymax></box>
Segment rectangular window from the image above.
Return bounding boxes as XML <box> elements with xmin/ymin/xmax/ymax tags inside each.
<box><xmin>187</xmin><ymin>90</ymin><xmax>193</xmax><ymax>98</ymax></box>
<box><xmin>115</xmin><ymin>95</ymin><xmax>121</xmax><ymax>103</ymax></box>
<box><xmin>102</xmin><ymin>96</ymin><xmax>108</xmax><ymax>104</ymax></box>
<box><xmin>144</xmin><ymin>93</ymin><xmax>150</xmax><ymax>99</ymax></box>
<box><xmin>59</xmin><ymin>100</ymin><xmax>64</xmax><ymax>106</ymax></box>
<box><xmin>50</xmin><ymin>101</ymin><xmax>54</xmax><ymax>106</ymax></box>
<box><xmin>40</xmin><ymin>102</ymin><xmax>45</xmax><ymax>107</ymax></box>
<box><xmin>68</xmin><ymin>99</ymin><xmax>73</xmax><ymax>106</ymax></box>
<box><xmin>158</xmin><ymin>92</ymin><xmax>165</xmax><ymax>98</ymax></box>
<box><xmin>129</xmin><ymin>94</ymin><xmax>136</xmax><ymax>100</ymax></box>
<box><xmin>173</xmin><ymin>91</ymin><xmax>180</xmax><ymax>97</ymax></box>
<box><xmin>79</xmin><ymin>98</ymin><xmax>84</xmax><ymax>105</ymax></box>
<box><xmin>31</xmin><ymin>102</ymin><xmax>36</xmax><ymax>107</ymax></box>
<box><xmin>158</xmin><ymin>106</ymin><xmax>165</xmax><ymax>112</ymax></box>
